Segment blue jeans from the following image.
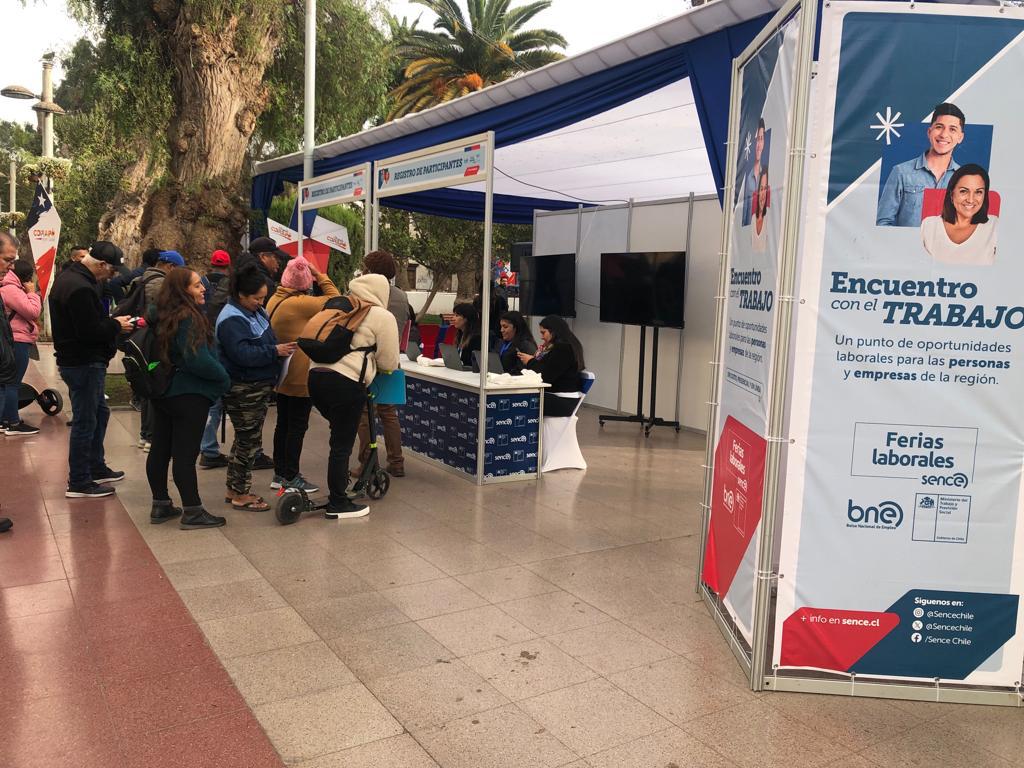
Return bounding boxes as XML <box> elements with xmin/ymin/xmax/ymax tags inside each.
<box><xmin>201</xmin><ymin>398</ymin><xmax>223</xmax><ymax>457</ymax></box>
<box><xmin>1</xmin><ymin>342</ymin><xmax>31</xmax><ymax>424</ymax></box>
<box><xmin>58</xmin><ymin>363</ymin><xmax>110</xmax><ymax>488</ymax></box>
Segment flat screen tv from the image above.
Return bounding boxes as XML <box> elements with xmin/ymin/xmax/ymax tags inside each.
<box><xmin>599</xmin><ymin>252</ymin><xmax>686</xmax><ymax>328</ymax></box>
<box><xmin>518</xmin><ymin>253</ymin><xmax>576</xmax><ymax>318</ymax></box>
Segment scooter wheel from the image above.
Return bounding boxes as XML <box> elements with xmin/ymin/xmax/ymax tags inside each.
<box><xmin>275</xmin><ymin>490</ymin><xmax>304</xmax><ymax>526</ymax></box>
<box><xmin>38</xmin><ymin>389</ymin><xmax>64</xmax><ymax>416</ymax></box>
<box><xmin>367</xmin><ymin>470</ymin><xmax>390</xmax><ymax>499</ymax></box>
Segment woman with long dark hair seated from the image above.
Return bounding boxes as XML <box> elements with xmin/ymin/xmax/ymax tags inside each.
<box><xmin>147</xmin><ymin>268</ymin><xmax>231</xmax><ymax>529</ymax></box>
<box><xmin>497</xmin><ymin>310</ymin><xmax>537</xmax><ymax>374</ymax></box>
<box><xmin>450</xmin><ymin>302</ymin><xmax>481</xmax><ymax>367</ymax></box>
<box><xmin>517</xmin><ymin>315</ymin><xmax>585</xmax><ymax>417</ymax></box>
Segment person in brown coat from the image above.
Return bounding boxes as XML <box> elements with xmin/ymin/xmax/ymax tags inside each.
<box><xmin>355</xmin><ymin>250</ymin><xmax>410</xmax><ymax>477</ymax></box>
<box><xmin>266</xmin><ymin>256</ymin><xmax>340</xmax><ymax>492</ymax></box>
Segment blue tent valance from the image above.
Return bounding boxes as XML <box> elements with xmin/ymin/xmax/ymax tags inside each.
<box><xmin>252</xmin><ymin>14</ymin><xmax>772</xmax><ymax>224</ymax></box>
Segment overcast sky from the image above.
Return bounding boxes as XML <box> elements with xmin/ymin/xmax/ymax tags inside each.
<box><xmin>2</xmin><ymin>0</ymin><xmax>693</xmax><ymax>125</ymax></box>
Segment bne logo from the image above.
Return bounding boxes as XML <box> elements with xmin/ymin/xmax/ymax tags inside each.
<box><xmin>847</xmin><ymin>499</ymin><xmax>904</xmax><ymax>529</ymax></box>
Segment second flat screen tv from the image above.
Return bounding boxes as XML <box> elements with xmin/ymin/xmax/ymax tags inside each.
<box><xmin>518</xmin><ymin>253</ymin><xmax>576</xmax><ymax>318</ymax></box>
<box><xmin>600</xmin><ymin>252</ymin><xmax>686</xmax><ymax>328</ymax></box>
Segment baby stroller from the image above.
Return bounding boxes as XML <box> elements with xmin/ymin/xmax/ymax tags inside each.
<box><xmin>274</xmin><ymin>392</ymin><xmax>390</xmax><ymax>525</ymax></box>
<box><xmin>17</xmin><ymin>383</ymin><xmax>63</xmax><ymax>417</ymax></box>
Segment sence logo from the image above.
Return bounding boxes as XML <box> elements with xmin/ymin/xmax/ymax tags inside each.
<box><xmin>846</xmin><ymin>499</ymin><xmax>903</xmax><ymax>530</ymax></box>
<box><xmin>921</xmin><ymin>472</ymin><xmax>969</xmax><ymax>488</ymax></box>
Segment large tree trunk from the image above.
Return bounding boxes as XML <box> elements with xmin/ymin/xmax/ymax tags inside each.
<box><xmin>454</xmin><ymin>251</ymin><xmax>482</xmax><ymax>302</ymax></box>
<box><xmin>100</xmin><ymin>10</ymin><xmax>278</xmax><ymax>267</ymax></box>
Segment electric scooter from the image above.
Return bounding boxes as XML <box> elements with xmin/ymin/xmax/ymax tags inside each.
<box><xmin>274</xmin><ymin>393</ymin><xmax>390</xmax><ymax>525</ymax></box>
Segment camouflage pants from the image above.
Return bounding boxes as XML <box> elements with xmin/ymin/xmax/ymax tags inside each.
<box><xmin>223</xmin><ymin>380</ymin><xmax>272</xmax><ymax>494</ymax></box>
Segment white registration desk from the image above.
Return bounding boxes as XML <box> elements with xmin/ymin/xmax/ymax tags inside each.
<box><xmin>398</xmin><ymin>359</ymin><xmax>548</xmax><ymax>483</ymax></box>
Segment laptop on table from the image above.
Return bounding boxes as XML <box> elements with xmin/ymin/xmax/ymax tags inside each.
<box><xmin>439</xmin><ymin>343</ymin><xmax>471</xmax><ymax>371</ymax></box>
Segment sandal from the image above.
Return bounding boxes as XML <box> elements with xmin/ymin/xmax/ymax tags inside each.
<box><xmin>225</xmin><ymin>494</ymin><xmax>270</xmax><ymax>511</ymax></box>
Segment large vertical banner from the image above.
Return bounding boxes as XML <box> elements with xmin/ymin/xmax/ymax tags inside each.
<box><xmin>702</xmin><ymin>13</ymin><xmax>802</xmax><ymax>644</ymax></box>
<box><xmin>26</xmin><ymin>184</ymin><xmax>60</xmax><ymax>301</ymax></box>
<box><xmin>775</xmin><ymin>3</ymin><xmax>1024</xmax><ymax>687</ymax></box>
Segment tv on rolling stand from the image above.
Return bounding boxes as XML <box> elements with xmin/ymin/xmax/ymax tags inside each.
<box><xmin>518</xmin><ymin>253</ymin><xmax>576</xmax><ymax>318</ymax></box>
<box><xmin>599</xmin><ymin>251</ymin><xmax>685</xmax><ymax>329</ymax></box>
<box><xmin>597</xmin><ymin>251</ymin><xmax>686</xmax><ymax>435</ymax></box>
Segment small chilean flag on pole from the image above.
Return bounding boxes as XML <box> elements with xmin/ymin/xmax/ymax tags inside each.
<box><xmin>26</xmin><ymin>183</ymin><xmax>61</xmax><ymax>302</ymax></box>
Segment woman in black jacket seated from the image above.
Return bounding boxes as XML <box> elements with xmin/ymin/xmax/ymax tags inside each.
<box><xmin>517</xmin><ymin>315</ymin><xmax>585</xmax><ymax>417</ymax></box>
<box><xmin>450</xmin><ymin>302</ymin><xmax>481</xmax><ymax>367</ymax></box>
<box><xmin>497</xmin><ymin>311</ymin><xmax>537</xmax><ymax>374</ymax></box>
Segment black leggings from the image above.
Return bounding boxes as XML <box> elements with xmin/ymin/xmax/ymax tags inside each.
<box><xmin>146</xmin><ymin>393</ymin><xmax>212</xmax><ymax>508</ymax></box>
<box><xmin>308</xmin><ymin>370</ymin><xmax>365</xmax><ymax>507</ymax></box>
<box><xmin>273</xmin><ymin>393</ymin><xmax>314</xmax><ymax>480</ymax></box>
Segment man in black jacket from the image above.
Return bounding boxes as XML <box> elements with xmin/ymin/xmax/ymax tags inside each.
<box><xmin>247</xmin><ymin>237</ymin><xmax>289</xmax><ymax>304</ymax></box>
<box><xmin>49</xmin><ymin>241</ymin><xmax>134</xmax><ymax>498</ymax></box>
<box><xmin>0</xmin><ymin>232</ymin><xmax>18</xmax><ymax>531</ymax></box>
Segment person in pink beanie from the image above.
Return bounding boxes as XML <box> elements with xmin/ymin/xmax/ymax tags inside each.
<box><xmin>265</xmin><ymin>257</ymin><xmax>340</xmax><ymax>492</ymax></box>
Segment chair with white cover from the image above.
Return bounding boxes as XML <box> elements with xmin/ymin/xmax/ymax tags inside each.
<box><xmin>541</xmin><ymin>371</ymin><xmax>595</xmax><ymax>473</ymax></box>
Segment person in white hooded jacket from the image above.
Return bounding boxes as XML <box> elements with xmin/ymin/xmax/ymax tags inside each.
<box><xmin>307</xmin><ymin>273</ymin><xmax>400</xmax><ymax>518</ymax></box>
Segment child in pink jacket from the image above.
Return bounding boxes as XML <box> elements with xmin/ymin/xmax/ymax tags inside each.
<box><xmin>1</xmin><ymin>260</ymin><xmax>42</xmax><ymax>435</ymax></box>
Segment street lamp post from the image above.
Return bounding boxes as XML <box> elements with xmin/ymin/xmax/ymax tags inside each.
<box><xmin>2</xmin><ymin>52</ymin><xmax>66</xmax><ymax>197</ymax></box>
<box><xmin>2</xmin><ymin>52</ymin><xmax>66</xmax><ymax>338</ymax></box>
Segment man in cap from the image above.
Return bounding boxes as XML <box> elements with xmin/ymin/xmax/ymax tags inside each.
<box><xmin>49</xmin><ymin>241</ymin><xmax>134</xmax><ymax>498</ymax></box>
<box><xmin>247</xmin><ymin>237</ymin><xmax>289</xmax><ymax>303</ymax></box>
<box><xmin>198</xmin><ymin>249</ymin><xmax>232</xmax><ymax>468</ymax></box>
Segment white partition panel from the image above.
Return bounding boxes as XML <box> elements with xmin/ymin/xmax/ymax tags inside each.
<box><xmin>533</xmin><ymin>196</ymin><xmax>722</xmax><ymax>431</ymax></box>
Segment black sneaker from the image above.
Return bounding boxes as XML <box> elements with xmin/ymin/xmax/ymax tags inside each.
<box><xmin>0</xmin><ymin>518</ymin><xmax>11</xmax><ymax>533</ymax></box>
<box><xmin>6</xmin><ymin>420</ymin><xmax>41</xmax><ymax>436</ymax></box>
<box><xmin>180</xmin><ymin>508</ymin><xmax>227</xmax><ymax>530</ymax></box>
<box><xmin>252</xmin><ymin>453</ymin><xmax>275</xmax><ymax>471</ymax></box>
<box><xmin>325</xmin><ymin>498</ymin><xmax>370</xmax><ymax>519</ymax></box>
<box><xmin>199</xmin><ymin>453</ymin><xmax>229</xmax><ymax>469</ymax></box>
<box><xmin>150</xmin><ymin>501</ymin><xmax>183</xmax><ymax>525</ymax></box>
<box><xmin>92</xmin><ymin>467</ymin><xmax>125</xmax><ymax>484</ymax></box>
<box><xmin>66</xmin><ymin>483</ymin><xmax>116</xmax><ymax>499</ymax></box>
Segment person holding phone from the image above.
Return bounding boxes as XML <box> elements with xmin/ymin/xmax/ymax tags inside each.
<box><xmin>497</xmin><ymin>311</ymin><xmax>537</xmax><ymax>374</ymax></box>
<box><xmin>1</xmin><ymin>259</ymin><xmax>42</xmax><ymax>435</ymax></box>
<box><xmin>517</xmin><ymin>315</ymin><xmax>585</xmax><ymax>417</ymax></box>
<box><xmin>216</xmin><ymin>261</ymin><xmax>295</xmax><ymax>511</ymax></box>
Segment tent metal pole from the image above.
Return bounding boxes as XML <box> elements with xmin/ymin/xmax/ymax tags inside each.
<box><xmin>302</xmin><ymin>0</ymin><xmax>316</xmax><ymax>182</ymax></box>
<box><xmin>749</xmin><ymin>0</ymin><xmax>819</xmax><ymax>693</ymax></box>
<box><xmin>476</xmin><ymin>133</ymin><xmax>496</xmax><ymax>484</ymax></box>
<box><xmin>616</xmin><ymin>199</ymin><xmax>634</xmax><ymax>415</ymax></box>
<box><xmin>365</xmin><ymin>164</ymin><xmax>373</xmax><ymax>257</ymax></box>
<box><xmin>371</xmin><ymin>195</ymin><xmax>380</xmax><ymax>252</ymax></box>
<box><xmin>675</xmin><ymin>192</ymin><xmax>695</xmax><ymax>425</ymax></box>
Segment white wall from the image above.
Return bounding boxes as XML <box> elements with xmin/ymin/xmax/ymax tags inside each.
<box><xmin>533</xmin><ymin>196</ymin><xmax>722</xmax><ymax>432</ymax></box>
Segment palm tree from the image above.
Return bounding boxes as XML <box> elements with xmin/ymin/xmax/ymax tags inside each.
<box><xmin>388</xmin><ymin>0</ymin><xmax>567</xmax><ymax>120</ymax></box>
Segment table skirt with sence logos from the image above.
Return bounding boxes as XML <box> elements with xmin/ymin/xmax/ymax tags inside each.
<box><xmin>398</xmin><ymin>361</ymin><xmax>547</xmax><ymax>484</ymax></box>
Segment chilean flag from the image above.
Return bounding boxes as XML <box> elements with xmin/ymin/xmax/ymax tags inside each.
<box><xmin>26</xmin><ymin>184</ymin><xmax>61</xmax><ymax>301</ymax></box>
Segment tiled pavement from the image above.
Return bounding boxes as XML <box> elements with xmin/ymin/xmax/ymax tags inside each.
<box><xmin>1</xmin><ymin>348</ymin><xmax>1021</xmax><ymax>767</ymax></box>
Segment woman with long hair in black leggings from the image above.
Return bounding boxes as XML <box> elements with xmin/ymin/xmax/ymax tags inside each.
<box><xmin>146</xmin><ymin>268</ymin><xmax>231</xmax><ymax>529</ymax></box>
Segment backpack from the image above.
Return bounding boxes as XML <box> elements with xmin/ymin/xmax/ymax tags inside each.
<box><xmin>112</xmin><ymin>272</ymin><xmax>162</xmax><ymax>319</ymax></box>
<box><xmin>297</xmin><ymin>295</ymin><xmax>376</xmax><ymax>375</ymax></box>
<box><xmin>205</xmin><ymin>272</ymin><xmax>230</xmax><ymax>324</ymax></box>
<box><xmin>121</xmin><ymin>324</ymin><xmax>175</xmax><ymax>399</ymax></box>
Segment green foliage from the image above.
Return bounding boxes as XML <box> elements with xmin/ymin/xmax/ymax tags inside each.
<box><xmin>389</xmin><ymin>0</ymin><xmax>567</xmax><ymax>118</ymax></box>
<box><xmin>254</xmin><ymin>0</ymin><xmax>391</xmax><ymax>158</ymax></box>
<box><xmin>0</xmin><ymin>121</ymin><xmax>38</xmax><ymax>223</ymax></box>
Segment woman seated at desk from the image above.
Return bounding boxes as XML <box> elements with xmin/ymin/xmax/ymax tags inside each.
<box><xmin>451</xmin><ymin>302</ymin><xmax>481</xmax><ymax>367</ymax></box>
<box><xmin>497</xmin><ymin>311</ymin><xmax>537</xmax><ymax>374</ymax></box>
<box><xmin>517</xmin><ymin>315</ymin><xmax>585</xmax><ymax>417</ymax></box>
